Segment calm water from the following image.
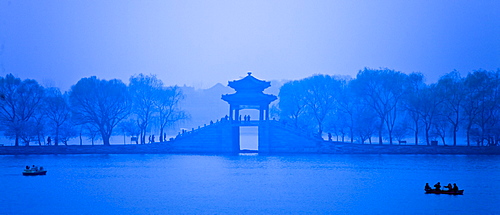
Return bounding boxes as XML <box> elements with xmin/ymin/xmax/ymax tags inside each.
<box><xmin>1</xmin><ymin>154</ymin><xmax>500</xmax><ymax>214</ymax></box>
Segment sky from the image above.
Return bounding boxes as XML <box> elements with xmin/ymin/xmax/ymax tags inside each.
<box><xmin>0</xmin><ymin>0</ymin><xmax>499</xmax><ymax>91</ymax></box>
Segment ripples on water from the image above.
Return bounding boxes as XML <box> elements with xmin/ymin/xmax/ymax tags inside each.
<box><xmin>1</xmin><ymin>154</ymin><xmax>499</xmax><ymax>214</ymax></box>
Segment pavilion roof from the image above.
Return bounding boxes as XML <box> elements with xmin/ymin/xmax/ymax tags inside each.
<box><xmin>222</xmin><ymin>73</ymin><xmax>277</xmax><ymax>105</ymax></box>
<box><xmin>227</xmin><ymin>72</ymin><xmax>271</xmax><ymax>92</ymax></box>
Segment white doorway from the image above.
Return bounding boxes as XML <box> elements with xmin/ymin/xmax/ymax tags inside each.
<box><xmin>239</xmin><ymin>126</ymin><xmax>258</xmax><ymax>151</ymax></box>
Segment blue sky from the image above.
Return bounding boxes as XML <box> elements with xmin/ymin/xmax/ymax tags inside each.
<box><xmin>1</xmin><ymin>0</ymin><xmax>498</xmax><ymax>91</ymax></box>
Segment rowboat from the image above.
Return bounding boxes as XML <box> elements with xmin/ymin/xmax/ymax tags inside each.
<box><xmin>22</xmin><ymin>169</ymin><xmax>47</xmax><ymax>176</ymax></box>
<box><xmin>425</xmin><ymin>189</ymin><xmax>463</xmax><ymax>195</ymax></box>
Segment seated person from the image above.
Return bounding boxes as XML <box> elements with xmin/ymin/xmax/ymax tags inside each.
<box><xmin>434</xmin><ymin>182</ymin><xmax>441</xmax><ymax>191</ymax></box>
<box><xmin>425</xmin><ymin>183</ymin><xmax>432</xmax><ymax>191</ymax></box>
<box><xmin>444</xmin><ymin>183</ymin><xmax>453</xmax><ymax>191</ymax></box>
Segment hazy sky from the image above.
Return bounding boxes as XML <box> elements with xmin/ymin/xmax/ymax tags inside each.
<box><xmin>1</xmin><ymin>0</ymin><xmax>499</xmax><ymax>91</ymax></box>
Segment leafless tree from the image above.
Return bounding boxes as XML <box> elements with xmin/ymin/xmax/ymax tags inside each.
<box><xmin>0</xmin><ymin>74</ymin><xmax>45</xmax><ymax>146</ymax></box>
<box><xmin>435</xmin><ymin>71</ymin><xmax>464</xmax><ymax>146</ymax></box>
<box><xmin>350</xmin><ymin>68</ymin><xmax>407</xmax><ymax>144</ymax></box>
<box><xmin>69</xmin><ymin>76</ymin><xmax>130</xmax><ymax>146</ymax></box>
<box><xmin>129</xmin><ymin>74</ymin><xmax>163</xmax><ymax>144</ymax></box>
<box><xmin>155</xmin><ymin>86</ymin><xmax>187</xmax><ymax>142</ymax></box>
<box><xmin>278</xmin><ymin>80</ymin><xmax>307</xmax><ymax>128</ymax></box>
<box><xmin>43</xmin><ymin>87</ymin><xmax>72</xmax><ymax>146</ymax></box>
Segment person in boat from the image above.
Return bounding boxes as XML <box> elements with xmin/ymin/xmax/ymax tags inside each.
<box><xmin>425</xmin><ymin>183</ymin><xmax>432</xmax><ymax>191</ymax></box>
<box><xmin>25</xmin><ymin>165</ymin><xmax>30</xmax><ymax>170</ymax></box>
<box><xmin>444</xmin><ymin>183</ymin><xmax>453</xmax><ymax>191</ymax></box>
<box><xmin>434</xmin><ymin>182</ymin><xmax>441</xmax><ymax>191</ymax></box>
<box><xmin>453</xmin><ymin>183</ymin><xmax>459</xmax><ymax>192</ymax></box>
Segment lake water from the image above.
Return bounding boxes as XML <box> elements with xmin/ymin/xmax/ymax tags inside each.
<box><xmin>1</xmin><ymin>154</ymin><xmax>499</xmax><ymax>214</ymax></box>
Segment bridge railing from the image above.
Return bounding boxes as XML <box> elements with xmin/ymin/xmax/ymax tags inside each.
<box><xmin>174</xmin><ymin>118</ymin><xmax>231</xmax><ymax>140</ymax></box>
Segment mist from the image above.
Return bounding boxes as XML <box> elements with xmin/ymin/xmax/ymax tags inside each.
<box><xmin>1</xmin><ymin>1</ymin><xmax>498</xmax><ymax>91</ymax></box>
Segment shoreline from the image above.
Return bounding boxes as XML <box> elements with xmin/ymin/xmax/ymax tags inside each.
<box><xmin>1</xmin><ymin>143</ymin><xmax>500</xmax><ymax>155</ymax></box>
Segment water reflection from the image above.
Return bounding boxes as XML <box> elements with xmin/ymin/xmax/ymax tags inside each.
<box><xmin>1</xmin><ymin>154</ymin><xmax>499</xmax><ymax>214</ymax></box>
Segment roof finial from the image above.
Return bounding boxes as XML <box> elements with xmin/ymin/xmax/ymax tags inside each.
<box><xmin>247</xmin><ymin>72</ymin><xmax>252</xmax><ymax>76</ymax></box>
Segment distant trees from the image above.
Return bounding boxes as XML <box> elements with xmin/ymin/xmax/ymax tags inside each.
<box><xmin>0</xmin><ymin>73</ymin><xmax>187</xmax><ymax>146</ymax></box>
<box><xmin>462</xmin><ymin>70</ymin><xmax>500</xmax><ymax>146</ymax></box>
<box><xmin>128</xmin><ymin>74</ymin><xmax>187</xmax><ymax>144</ymax></box>
<box><xmin>350</xmin><ymin>68</ymin><xmax>407</xmax><ymax>145</ymax></box>
<box><xmin>277</xmin><ymin>68</ymin><xmax>500</xmax><ymax>146</ymax></box>
<box><xmin>2</xmin><ymin>67</ymin><xmax>500</xmax><ymax>147</ymax></box>
<box><xmin>279</xmin><ymin>74</ymin><xmax>342</xmax><ymax>136</ymax></box>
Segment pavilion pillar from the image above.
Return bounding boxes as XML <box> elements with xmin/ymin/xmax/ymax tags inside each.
<box><xmin>229</xmin><ymin>105</ymin><xmax>234</xmax><ymax>121</ymax></box>
<box><xmin>259</xmin><ymin>107</ymin><xmax>264</xmax><ymax>121</ymax></box>
<box><xmin>235</xmin><ymin>108</ymin><xmax>240</xmax><ymax>121</ymax></box>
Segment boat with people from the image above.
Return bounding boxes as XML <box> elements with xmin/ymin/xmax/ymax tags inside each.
<box><xmin>424</xmin><ymin>182</ymin><xmax>463</xmax><ymax>195</ymax></box>
<box><xmin>22</xmin><ymin>165</ymin><xmax>47</xmax><ymax>176</ymax></box>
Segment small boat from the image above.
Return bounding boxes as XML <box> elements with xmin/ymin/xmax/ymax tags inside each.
<box><xmin>425</xmin><ymin>189</ymin><xmax>463</xmax><ymax>195</ymax></box>
<box><xmin>22</xmin><ymin>168</ymin><xmax>47</xmax><ymax>176</ymax></box>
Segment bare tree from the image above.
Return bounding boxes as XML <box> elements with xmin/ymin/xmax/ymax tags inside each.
<box><xmin>337</xmin><ymin>79</ymin><xmax>356</xmax><ymax>143</ymax></box>
<box><xmin>352</xmin><ymin>104</ymin><xmax>378</xmax><ymax>144</ymax></box>
<box><xmin>462</xmin><ymin>70</ymin><xmax>494</xmax><ymax>146</ymax></box>
<box><xmin>419</xmin><ymin>84</ymin><xmax>444</xmax><ymax>145</ymax></box>
<box><xmin>43</xmin><ymin>88</ymin><xmax>72</xmax><ymax>146</ymax></box>
<box><xmin>278</xmin><ymin>80</ymin><xmax>308</xmax><ymax>128</ymax></box>
<box><xmin>435</xmin><ymin>71</ymin><xmax>464</xmax><ymax>146</ymax></box>
<box><xmin>351</xmin><ymin>68</ymin><xmax>407</xmax><ymax>144</ymax></box>
<box><xmin>402</xmin><ymin>73</ymin><xmax>426</xmax><ymax>145</ymax></box>
<box><xmin>69</xmin><ymin>76</ymin><xmax>130</xmax><ymax>146</ymax></box>
<box><xmin>0</xmin><ymin>74</ymin><xmax>45</xmax><ymax>146</ymax></box>
<box><xmin>301</xmin><ymin>75</ymin><xmax>342</xmax><ymax>136</ymax></box>
<box><xmin>129</xmin><ymin>74</ymin><xmax>163</xmax><ymax>144</ymax></box>
<box><xmin>156</xmin><ymin>86</ymin><xmax>187</xmax><ymax>142</ymax></box>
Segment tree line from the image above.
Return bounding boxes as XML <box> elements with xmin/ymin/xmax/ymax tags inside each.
<box><xmin>277</xmin><ymin>68</ymin><xmax>500</xmax><ymax>146</ymax></box>
<box><xmin>0</xmin><ymin>73</ymin><xmax>186</xmax><ymax>146</ymax></box>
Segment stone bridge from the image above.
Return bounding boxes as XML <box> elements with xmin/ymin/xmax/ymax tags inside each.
<box><xmin>170</xmin><ymin>73</ymin><xmax>323</xmax><ymax>153</ymax></box>
<box><xmin>170</xmin><ymin>119</ymin><xmax>323</xmax><ymax>153</ymax></box>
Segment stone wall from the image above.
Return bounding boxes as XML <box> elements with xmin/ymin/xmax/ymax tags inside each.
<box><xmin>170</xmin><ymin>121</ymin><xmax>236</xmax><ymax>153</ymax></box>
<box><xmin>2</xmin><ymin>141</ymin><xmax>499</xmax><ymax>155</ymax></box>
<box><xmin>320</xmin><ymin>141</ymin><xmax>500</xmax><ymax>154</ymax></box>
<box><xmin>0</xmin><ymin>144</ymin><xmax>173</xmax><ymax>155</ymax></box>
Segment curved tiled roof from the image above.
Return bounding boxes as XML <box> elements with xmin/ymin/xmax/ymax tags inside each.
<box><xmin>227</xmin><ymin>72</ymin><xmax>271</xmax><ymax>92</ymax></box>
<box><xmin>222</xmin><ymin>73</ymin><xmax>277</xmax><ymax>105</ymax></box>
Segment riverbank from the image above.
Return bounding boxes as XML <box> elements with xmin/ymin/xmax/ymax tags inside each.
<box><xmin>1</xmin><ymin>142</ymin><xmax>500</xmax><ymax>155</ymax></box>
<box><xmin>0</xmin><ymin>144</ymin><xmax>174</xmax><ymax>155</ymax></box>
<box><xmin>321</xmin><ymin>142</ymin><xmax>500</xmax><ymax>154</ymax></box>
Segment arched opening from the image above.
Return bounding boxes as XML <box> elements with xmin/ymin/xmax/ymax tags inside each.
<box><xmin>239</xmin><ymin>126</ymin><xmax>258</xmax><ymax>151</ymax></box>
